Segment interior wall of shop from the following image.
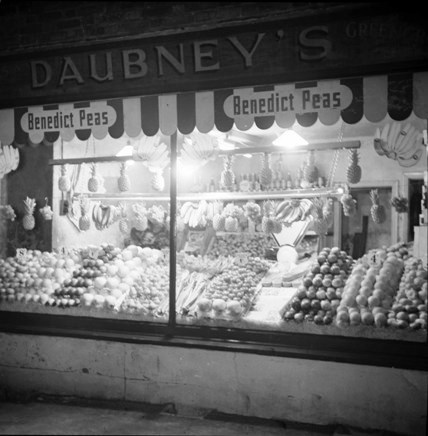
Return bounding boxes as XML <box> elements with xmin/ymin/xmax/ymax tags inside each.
<box><xmin>0</xmin><ymin>333</ymin><xmax>427</xmax><ymax>435</ymax></box>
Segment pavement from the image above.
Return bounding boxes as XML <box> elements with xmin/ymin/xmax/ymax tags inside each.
<box><xmin>0</xmin><ymin>397</ymin><xmax>402</xmax><ymax>435</ymax></box>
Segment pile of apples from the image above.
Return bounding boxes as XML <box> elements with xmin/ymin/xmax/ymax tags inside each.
<box><xmin>208</xmin><ymin>233</ymin><xmax>275</xmax><ymax>259</ymax></box>
<box><xmin>0</xmin><ymin>250</ymin><xmax>76</xmax><ymax>306</ymax></box>
<box><xmin>335</xmin><ymin>251</ymin><xmax>405</xmax><ymax>327</ymax></box>
<box><xmin>197</xmin><ymin>256</ymin><xmax>271</xmax><ymax>319</ymax></box>
<box><xmin>388</xmin><ymin>256</ymin><xmax>427</xmax><ymax>330</ymax></box>
<box><xmin>119</xmin><ymin>262</ymin><xmax>170</xmax><ymax>315</ymax></box>
<box><xmin>282</xmin><ymin>247</ymin><xmax>354</xmax><ymax>325</ymax></box>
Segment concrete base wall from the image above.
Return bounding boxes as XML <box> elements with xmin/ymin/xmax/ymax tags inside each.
<box><xmin>0</xmin><ymin>333</ymin><xmax>426</xmax><ymax>435</ymax></box>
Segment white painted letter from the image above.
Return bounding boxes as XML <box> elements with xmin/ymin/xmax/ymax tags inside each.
<box><xmin>156</xmin><ymin>44</ymin><xmax>185</xmax><ymax>76</ymax></box>
<box><xmin>89</xmin><ymin>52</ymin><xmax>113</xmax><ymax>82</ymax></box>
<box><xmin>122</xmin><ymin>49</ymin><xmax>148</xmax><ymax>79</ymax></box>
<box><xmin>59</xmin><ymin>57</ymin><xmax>84</xmax><ymax>85</ymax></box>
<box><xmin>227</xmin><ymin>33</ymin><xmax>265</xmax><ymax>67</ymax></box>
<box><xmin>31</xmin><ymin>60</ymin><xmax>52</xmax><ymax>88</ymax></box>
<box><xmin>299</xmin><ymin>26</ymin><xmax>332</xmax><ymax>61</ymax></box>
<box><xmin>194</xmin><ymin>40</ymin><xmax>220</xmax><ymax>72</ymax></box>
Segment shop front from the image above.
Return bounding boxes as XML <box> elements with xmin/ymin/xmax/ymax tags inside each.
<box><xmin>0</xmin><ymin>6</ymin><xmax>427</xmax><ymax>434</ymax></box>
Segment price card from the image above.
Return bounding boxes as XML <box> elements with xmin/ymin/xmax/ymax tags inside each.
<box><xmin>234</xmin><ymin>252</ymin><xmax>249</xmax><ymax>266</ymax></box>
<box><xmin>16</xmin><ymin>248</ymin><xmax>28</xmax><ymax>259</ymax></box>
<box><xmin>88</xmin><ymin>246</ymin><xmax>99</xmax><ymax>259</ymax></box>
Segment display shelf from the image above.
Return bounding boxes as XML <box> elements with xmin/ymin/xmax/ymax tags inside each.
<box><xmin>76</xmin><ymin>187</ymin><xmax>345</xmax><ymax>202</ymax></box>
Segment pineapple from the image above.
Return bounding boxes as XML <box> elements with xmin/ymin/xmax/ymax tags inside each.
<box><xmin>370</xmin><ymin>189</ymin><xmax>383</xmax><ymax>223</ymax></box>
<box><xmin>259</xmin><ymin>153</ymin><xmax>272</xmax><ymax>189</ymax></box>
<box><xmin>224</xmin><ymin>216</ymin><xmax>239</xmax><ymax>232</ymax></box>
<box><xmin>212</xmin><ymin>213</ymin><xmax>225</xmax><ymax>231</ymax></box>
<box><xmin>303</xmin><ymin>150</ymin><xmax>318</xmax><ymax>184</ymax></box>
<box><xmin>151</xmin><ymin>169</ymin><xmax>165</xmax><ymax>192</ymax></box>
<box><xmin>58</xmin><ymin>165</ymin><xmax>71</xmax><ymax>192</ymax></box>
<box><xmin>22</xmin><ymin>197</ymin><xmax>36</xmax><ymax>230</ymax></box>
<box><xmin>88</xmin><ymin>163</ymin><xmax>101</xmax><ymax>192</ymax></box>
<box><xmin>261</xmin><ymin>216</ymin><xmax>275</xmax><ymax>234</ymax></box>
<box><xmin>346</xmin><ymin>149</ymin><xmax>362</xmax><ymax>184</ymax></box>
<box><xmin>272</xmin><ymin>220</ymin><xmax>283</xmax><ymax>234</ymax></box>
<box><xmin>119</xmin><ymin>218</ymin><xmax>130</xmax><ymax>234</ymax></box>
<box><xmin>118</xmin><ymin>203</ymin><xmax>130</xmax><ymax>234</ymax></box>
<box><xmin>78</xmin><ymin>197</ymin><xmax>91</xmax><ymax>231</ymax></box>
<box><xmin>118</xmin><ymin>163</ymin><xmax>130</xmax><ymax>192</ymax></box>
<box><xmin>220</xmin><ymin>155</ymin><xmax>235</xmax><ymax>189</ymax></box>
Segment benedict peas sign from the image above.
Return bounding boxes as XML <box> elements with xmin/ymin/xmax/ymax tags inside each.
<box><xmin>20</xmin><ymin>101</ymin><xmax>117</xmax><ymax>143</ymax></box>
<box><xmin>223</xmin><ymin>82</ymin><xmax>353</xmax><ymax>129</ymax></box>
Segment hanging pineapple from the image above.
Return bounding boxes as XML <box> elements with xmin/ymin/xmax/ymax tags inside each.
<box><xmin>212</xmin><ymin>213</ymin><xmax>225</xmax><ymax>231</ymax></box>
<box><xmin>346</xmin><ymin>149</ymin><xmax>362</xmax><ymax>184</ymax></box>
<box><xmin>58</xmin><ymin>165</ymin><xmax>71</xmax><ymax>192</ymax></box>
<box><xmin>220</xmin><ymin>155</ymin><xmax>235</xmax><ymax>189</ymax></box>
<box><xmin>88</xmin><ymin>163</ymin><xmax>101</xmax><ymax>192</ymax></box>
<box><xmin>303</xmin><ymin>150</ymin><xmax>319</xmax><ymax>184</ymax></box>
<box><xmin>151</xmin><ymin>168</ymin><xmax>165</xmax><ymax>192</ymax></box>
<box><xmin>370</xmin><ymin>189</ymin><xmax>384</xmax><ymax>223</ymax></box>
<box><xmin>22</xmin><ymin>197</ymin><xmax>36</xmax><ymax>230</ymax></box>
<box><xmin>224</xmin><ymin>216</ymin><xmax>239</xmax><ymax>232</ymax></box>
<box><xmin>78</xmin><ymin>197</ymin><xmax>91</xmax><ymax>231</ymax></box>
<box><xmin>261</xmin><ymin>200</ymin><xmax>275</xmax><ymax>234</ymax></box>
<box><xmin>311</xmin><ymin>198</ymin><xmax>329</xmax><ymax>235</ymax></box>
<box><xmin>118</xmin><ymin>203</ymin><xmax>130</xmax><ymax>234</ymax></box>
<box><xmin>259</xmin><ymin>153</ymin><xmax>272</xmax><ymax>189</ymax></box>
<box><xmin>118</xmin><ymin>162</ymin><xmax>131</xmax><ymax>192</ymax></box>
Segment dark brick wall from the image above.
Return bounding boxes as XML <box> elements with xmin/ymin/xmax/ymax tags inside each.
<box><xmin>0</xmin><ymin>1</ymin><xmax>371</xmax><ymax>54</ymax></box>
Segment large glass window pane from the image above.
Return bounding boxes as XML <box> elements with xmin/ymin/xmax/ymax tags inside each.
<box><xmin>0</xmin><ymin>133</ymin><xmax>170</xmax><ymax>322</ymax></box>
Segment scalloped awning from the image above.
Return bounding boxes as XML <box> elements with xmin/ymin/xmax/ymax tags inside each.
<box><xmin>0</xmin><ymin>72</ymin><xmax>427</xmax><ymax>146</ymax></box>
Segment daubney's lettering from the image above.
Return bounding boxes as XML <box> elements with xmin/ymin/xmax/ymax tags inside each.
<box><xmin>28</xmin><ymin>27</ymin><xmax>332</xmax><ymax>90</ymax></box>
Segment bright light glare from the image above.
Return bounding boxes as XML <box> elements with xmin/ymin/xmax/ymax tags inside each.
<box><xmin>177</xmin><ymin>158</ymin><xmax>200</xmax><ymax>179</ymax></box>
<box><xmin>218</xmin><ymin>141</ymin><xmax>236</xmax><ymax>151</ymax></box>
<box><xmin>243</xmin><ymin>153</ymin><xmax>252</xmax><ymax>158</ymax></box>
<box><xmin>116</xmin><ymin>145</ymin><xmax>134</xmax><ymax>157</ymax></box>
<box><xmin>273</xmin><ymin>130</ymin><xmax>308</xmax><ymax>148</ymax></box>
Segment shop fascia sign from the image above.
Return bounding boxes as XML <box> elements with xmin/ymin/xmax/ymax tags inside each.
<box><xmin>29</xmin><ymin>26</ymin><xmax>331</xmax><ymax>89</ymax></box>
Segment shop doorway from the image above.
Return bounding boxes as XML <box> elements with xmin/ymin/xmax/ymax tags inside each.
<box><xmin>341</xmin><ymin>187</ymin><xmax>393</xmax><ymax>258</ymax></box>
<box><xmin>408</xmin><ymin>178</ymin><xmax>424</xmax><ymax>242</ymax></box>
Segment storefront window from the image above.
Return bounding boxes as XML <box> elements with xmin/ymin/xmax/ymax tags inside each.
<box><xmin>0</xmin><ymin>74</ymin><xmax>427</xmax><ymax>346</ymax></box>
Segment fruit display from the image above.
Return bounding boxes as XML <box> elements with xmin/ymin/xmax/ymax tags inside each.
<box><xmin>92</xmin><ymin>203</ymin><xmax>119</xmax><ymax>230</ymax></box>
<box><xmin>346</xmin><ymin>149</ymin><xmax>362</xmax><ymax>184</ymax></box>
<box><xmin>274</xmin><ymin>198</ymin><xmax>313</xmax><ymax>225</ymax></box>
<box><xmin>58</xmin><ymin>165</ymin><xmax>71</xmax><ymax>192</ymax></box>
<box><xmin>302</xmin><ymin>150</ymin><xmax>319</xmax><ymax>185</ymax></box>
<box><xmin>88</xmin><ymin>163</ymin><xmax>102</xmax><ymax>193</ymax></box>
<box><xmin>207</xmin><ymin>232</ymin><xmax>276</xmax><ymax>259</ymax></box>
<box><xmin>117</xmin><ymin>162</ymin><xmax>131</xmax><ymax>192</ymax></box>
<box><xmin>370</xmin><ymin>189</ymin><xmax>384</xmax><ymax>223</ymax></box>
<box><xmin>281</xmin><ymin>247</ymin><xmax>354</xmax><ymax>325</ymax></box>
<box><xmin>180</xmin><ymin>200</ymin><xmax>222</xmax><ymax>229</ymax></box>
<box><xmin>278</xmin><ymin>242</ymin><xmax>427</xmax><ymax>336</ymax></box>
<box><xmin>0</xmin><ymin>205</ymin><xmax>16</xmax><ymax>222</ymax></box>
<box><xmin>374</xmin><ymin>122</ymin><xmax>424</xmax><ymax>167</ymax></box>
<box><xmin>259</xmin><ymin>152</ymin><xmax>273</xmax><ymax>189</ymax></box>
<box><xmin>196</xmin><ymin>256</ymin><xmax>272</xmax><ymax>320</ymax></box>
<box><xmin>220</xmin><ymin>155</ymin><xmax>235</xmax><ymax>189</ymax></box>
<box><xmin>340</xmin><ymin>193</ymin><xmax>357</xmax><ymax>217</ymax></box>
<box><xmin>22</xmin><ymin>197</ymin><xmax>36</xmax><ymax>231</ymax></box>
<box><xmin>39</xmin><ymin>198</ymin><xmax>54</xmax><ymax>221</ymax></box>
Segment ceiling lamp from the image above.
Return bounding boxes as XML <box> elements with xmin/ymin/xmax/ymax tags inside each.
<box><xmin>273</xmin><ymin>130</ymin><xmax>308</xmax><ymax>148</ymax></box>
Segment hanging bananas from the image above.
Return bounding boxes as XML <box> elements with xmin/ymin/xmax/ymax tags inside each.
<box><xmin>374</xmin><ymin>122</ymin><xmax>423</xmax><ymax>167</ymax></box>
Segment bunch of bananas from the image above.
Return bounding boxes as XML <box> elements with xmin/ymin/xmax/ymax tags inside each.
<box><xmin>92</xmin><ymin>203</ymin><xmax>119</xmax><ymax>230</ymax></box>
<box><xmin>180</xmin><ymin>132</ymin><xmax>218</xmax><ymax>165</ymax></box>
<box><xmin>374</xmin><ymin>122</ymin><xmax>423</xmax><ymax>167</ymax></box>
<box><xmin>0</xmin><ymin>145</ymin><xmax>19</xmax><ymax>179</ymax></box>
<box><xmin>133</xmin><ymin>136</ymin><xmax>169</xmax><ymax>170</ymax></box>
<box><xmin>275</xmin><ymin>198</ymin><xmax>313</xmax><ymax>225</ymax></box>
<box><xmin>180</xmin><ymin>200</ymin><xmax>222</xmax><ymax>228</ymax></box>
